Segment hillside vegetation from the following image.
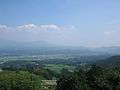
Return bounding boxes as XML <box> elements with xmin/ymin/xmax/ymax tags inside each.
<box><xmin>95</xmin><ymin>55</ymin><xmax>120</xmax><ymax>68</ymax></box>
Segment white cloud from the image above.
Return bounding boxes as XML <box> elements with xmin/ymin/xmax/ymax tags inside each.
<box><xmin>103</xmin><ymin>31</ymin><xmax>111</xmax><ymax>36</ymax></box>
<box><xmin>0</xmin><ymin>24</ymin><xmax>75</xmax><ymax>42</ymax></box>
<box><xmin>40</xmin><ymin>24</ymin><xmax>59</xmax><ymax>30</ymax></box>
<box><xmin>103</xmin><ymin>30</ymin><xmax>118</xmax><ymax>38</ymax></box>
<box><xmin>0</xmin><ymin>24</ymin><xmax>11</xmax><ymax>33</ymax></box>
<box><xmin>17</xmin><ymin>24</ymin><xmax>38</xmax><ymax>30</ymax></box>
<box><xmin>69</xmin><ymin>25</ymin><xmax>75</xmax><ymax>30</ymax></box>
<box><xmin>0</xmin><ymin>24</ymin><xmax>74</xmax><ymax>32</ymax></box>
<box><xmin>17</xmin><ymin>24</ymin><xmax>61</xmax><ymax>30</ymax></box>
<box><xmin>0</xmin><ymin>23</ymin><xmax>120</xmax><ymax>47</ymax></box>
<box><xmin>0</xmin><ymin>24</ymin><xmax>7</xmax><ymax>29</ymax></box>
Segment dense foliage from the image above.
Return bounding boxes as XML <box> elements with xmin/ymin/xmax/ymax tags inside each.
<box><xmin>56</xmin><ymin>65</ymin><xmax>120</xmax><ymax>90</ymax></box>
<box><xmin>95</xmin><ymin>55</ymin><xmax>120</xmax><ymax>68</ymax></box>
<box><xmin>1</xmin><ymin>61</ymin><xmax>59</xmax><ymax>80</ymax></box>
<box><xmin>0</xmin><ymin>71</ymin><xmax>42</xmax><ymax>90</ymax></box>
<box><xmin>33</xmin><ymin>66</ymin><xmax>59</xmax><ymax>79</ymax></box>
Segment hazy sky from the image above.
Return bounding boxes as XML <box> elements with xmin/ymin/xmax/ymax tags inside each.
<box><xmin>0</xmin><ymin>0</ymin><xmax>120</xmax><ymax>47</ymax></box>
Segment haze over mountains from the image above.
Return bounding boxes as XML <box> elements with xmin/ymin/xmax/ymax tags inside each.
<box><xmin>0</xmin><ymin>39</ymin><xmax>120</xmax><ymax>56</ymax></box>
<box><xmin>0</xmin><ymin>39</ymin><xmax>55</xmax><ymax>49</ymax></box>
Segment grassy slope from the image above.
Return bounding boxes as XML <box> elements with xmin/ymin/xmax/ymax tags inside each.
<box><xmin>44</xmin><ymin>64</ymin><xmax>75</xmax><ymax>73</ymax></box>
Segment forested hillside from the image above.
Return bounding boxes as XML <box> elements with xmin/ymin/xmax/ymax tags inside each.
<box><xmin>56</xmin><ymin>65</ymin><xmax>120</xmax><ymax>90</ymax></box>
<box><xmin>0</xmin><ymin>71</ymin><xmax>42</xmax><ymax>90</ymax></box>
<box><xmin>95</xmin><ymin>55</ymin><xmax>120</xmax><ymax>68</ymax></box>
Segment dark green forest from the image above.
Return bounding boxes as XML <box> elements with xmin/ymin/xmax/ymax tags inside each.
<box><xmin>0</xmin><ymin>71</ymin><xmax>42</xmax><ymax>90</ymax></box>
<box><xmin>0</xmin><ymin>65</ymin><xmax>119</xmax><ymax>90</ymax></box>
<box><xmin>56</xmin><ymin>65</ymin><xmax>120</xmax><ymax>90</ymax></box>
<box><xmin>0</xmin><ymin>55</ymin><xmax>120</xmax><ymax>90</ymax></box>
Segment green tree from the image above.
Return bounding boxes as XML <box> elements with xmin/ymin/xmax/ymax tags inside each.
<box><xmin>56</xmin><ymin>75</ymin><xmax>78</xmax><ymax>90</ymax></box>
<box><xmin>0</xmin><ymin>71</ymin><xmax>42</xmax><ymax>90</ymax></box>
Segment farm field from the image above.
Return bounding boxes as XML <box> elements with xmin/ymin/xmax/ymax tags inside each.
<box><xmin>41</xmin><ymin>80</ymin><xmax>56</xmax><ymax>90</ymax></box>
<box><xmin>44</xmin><ymin>64</ymin><xmax>75</xmax><ymax>73</ymax></box>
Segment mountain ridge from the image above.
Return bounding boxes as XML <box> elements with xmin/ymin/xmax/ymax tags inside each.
<box><xmin>95</xmin><ymin>55</ymin><xmax>120</xmax><ymax>68</ymax></box>
<box><xmin>0</xmin><ymin>39</ymin><xmax>120</xmax><ymax>55</ymax></box>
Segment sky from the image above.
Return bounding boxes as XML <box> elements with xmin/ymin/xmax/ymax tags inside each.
<box><xmin>0</xmin><ymin>0</ymin><xmax>120</xmax><ymax>47</ymax></box>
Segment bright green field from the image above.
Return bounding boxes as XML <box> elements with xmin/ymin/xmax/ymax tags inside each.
<box><xmin>44</xmin><ymin>64</ymin><xmax>75</xmax><ymax>73</ymax></box>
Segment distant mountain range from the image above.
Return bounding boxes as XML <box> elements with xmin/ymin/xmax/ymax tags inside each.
<box><xmin>0</xmin><ymin>39</ymin><xmax>120</xmax><ymax>55</ymax></box>
<box><xmin>93</xmin><ymin>47</ymin><xmax>120</xmax><ymax>55</ymax></box>
<box><xmin>0</xmin><ymin>39</ymin><xmax>120</xmax><ymax>69</ymax></box>
<box><xmin>0</xmin><ymin>39</ymin><xmax>55</xmax><ymax>49</ymax></box>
